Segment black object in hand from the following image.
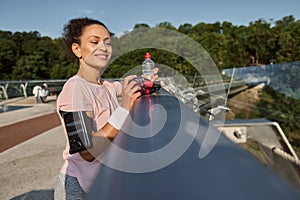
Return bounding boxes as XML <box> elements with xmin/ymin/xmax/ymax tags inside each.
<box><xmin>131</xmin><ymin>76</ymin><xmax>161</xmax><ymax>95</ymax></box>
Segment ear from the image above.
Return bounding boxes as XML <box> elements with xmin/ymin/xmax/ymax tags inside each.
<box><xmin>72</xmin><ymin>43</ymin><xmax>82</xmax><ymax>58</ymax></box>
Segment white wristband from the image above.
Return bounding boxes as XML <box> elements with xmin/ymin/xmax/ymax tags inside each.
<box><xmin>107</xmin><ymin>106</ymin><xmax>129</xmax><ymax>130</ymax></box>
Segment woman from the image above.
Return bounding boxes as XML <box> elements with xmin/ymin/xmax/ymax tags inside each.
<box><xmin>54</xmin><ymin>17</ymin><xmax>158</xmax><ymax>199</ymax></box>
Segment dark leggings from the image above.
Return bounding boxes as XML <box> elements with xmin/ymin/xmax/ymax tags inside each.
<box><xmin>54</xmin><ymin>173</ymin><xmax>87</xmax><ymax>200</ymax></box>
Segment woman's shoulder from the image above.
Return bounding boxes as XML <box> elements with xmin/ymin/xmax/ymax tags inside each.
<box><xmin>57</xmin><ymin>75</ymin><xmax>95</xmax><ymax>109</ymax></box>
<box><xmin>65</xmin><ymin>75</ymin><xmax>86</xmax><ymax>85</ymax></box>
<box><xmin>63</xmin><ymin>75</ymin><xmax>93</xmax><ymax>90</ymax></box>
<box><xmin>59</xmin><ymin>75</ymin><xmax>93</xmax><ymax>97</ymax></box>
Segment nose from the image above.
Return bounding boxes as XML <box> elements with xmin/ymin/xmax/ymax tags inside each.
<box><xmin>97</xmin><ymin>41</ymin><xmax>108</xmax><ymax>51</ymax></box>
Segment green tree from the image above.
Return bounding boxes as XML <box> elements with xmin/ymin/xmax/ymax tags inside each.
<box><xmin>12</xmin><ymin>53</ymin><xmax>46</xmax><ymax>79</ymax></box>
<box><xmin>0</xmin><ymin>38</ymin><xmax>18</xmax><ymax>79</ymax></box>
<box><xmin>246</xmin><ymin>19</ymin><xmax>274</xmax><ymax>65</ymax></box>
<box><xmin>156</xmin><ymin>21</ymin><xmax>176</xmax><ymax>30</ymax></box>
<box><xmin>133</xmin><ymin>23</ymin><xmax>150</xmax><ymax>29</ymax></box>
<box><xmin>275</xmin><ymin>16</ymin><xmax>300</xmax><ymax>62</ymax></box>
<box><xmin>220</xmin><ymin>22</ymin><xmax>244</xmax><ymax>68</ymax></box>
<box><xmin>178</xmin><ymin>23</ymin><xmax>193</xmax><ymax>34</ymax></box>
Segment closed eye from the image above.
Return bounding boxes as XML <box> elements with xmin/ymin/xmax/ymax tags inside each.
<box><xmin>104</xmin><ymin>39</ymin><xmax>111</xmax><ymax>46</ymax></box>
<box><xmin>91</xmin><ymin>41</ymin><xmax>99</xmax><ymax>44</ymax></box>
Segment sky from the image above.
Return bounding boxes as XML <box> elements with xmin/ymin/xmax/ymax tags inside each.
<box><xmin>1</xmin><ymin>0</ymin><xmax>300</xmax><ymax>39</ymax></box>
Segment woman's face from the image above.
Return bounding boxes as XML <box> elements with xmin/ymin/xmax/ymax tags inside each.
<box><xmin>75</xmin><ymin>24</ymin><xmax>112</xmax><ymax>69</ymax></box>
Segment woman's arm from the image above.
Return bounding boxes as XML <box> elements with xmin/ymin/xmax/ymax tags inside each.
<box><xmin>79</xmin><ymin>75</ymin><xmax>142</xmax><ymax>162</ymax></box>
<box><xmin>79</xmin><ymin>122</ymin><xmax>119</xmax><ymax>162</ymax></box>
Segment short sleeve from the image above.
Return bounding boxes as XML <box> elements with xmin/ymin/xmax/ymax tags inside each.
<box><xmin>57</xmin><ymin>77</ymin><xmax>94</xmax><ymax>112</ymax></box>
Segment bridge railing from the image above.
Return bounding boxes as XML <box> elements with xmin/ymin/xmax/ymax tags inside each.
<box><xmin>0</xmin><ymin>79</ymin><xmax>67</xmax><ymax>100</ymax></box>
<box><xmin>88</xmin><ymin>89</ymin><xmax>300</xmax><ymax>199</ymax></box>
<box><xmin>0</xmin><ymin>79</ymin><xmax>123</xmax><ymax>100</ymax></box>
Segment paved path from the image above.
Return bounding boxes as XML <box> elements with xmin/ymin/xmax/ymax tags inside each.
<box><xmin>0</xmin><ymin>112</ymin><xmax>60</xmax><ymax>153</ymax></box>
<box><xmin>0</xmin><ymin>96</ymin><xmax>65</xmax><ymax>200</ymax></box>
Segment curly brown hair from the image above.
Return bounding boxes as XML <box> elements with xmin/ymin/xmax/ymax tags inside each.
<box><xmin>62</xmin><ymin>17</ymin><xmax>109</xmax><ymax>52</ymax></box>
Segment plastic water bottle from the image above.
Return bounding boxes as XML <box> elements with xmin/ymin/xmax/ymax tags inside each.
<box><xmin>142</xmin><ymin>52</ymin><xmax>155</xmax><ymax>77</ymax></box>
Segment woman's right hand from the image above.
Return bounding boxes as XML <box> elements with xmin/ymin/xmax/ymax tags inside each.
<box><xmin>120</xmin><ymin>75</ymin><xmax>142</xmax><ymax>111</ymax></box>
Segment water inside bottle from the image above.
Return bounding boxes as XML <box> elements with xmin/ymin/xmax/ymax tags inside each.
<box><xmin>142</xmin><ymin>69</ymin><xmax>154</xmax><ymax>76</ymax></box>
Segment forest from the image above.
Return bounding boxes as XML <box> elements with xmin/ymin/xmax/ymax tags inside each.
<box><xmin>0</xmin><ymin>15</ymin><xmax>299</xmax><ymax>81</ymax></box>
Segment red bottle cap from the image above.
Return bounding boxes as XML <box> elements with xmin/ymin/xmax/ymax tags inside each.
<box><xmin>145</xmin><ymin>52</ymin><xmax>151</xmax><ymax>59</ymax></box>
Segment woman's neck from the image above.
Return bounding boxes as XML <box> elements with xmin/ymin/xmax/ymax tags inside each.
<box><xmin>77</xmin><ymin>66</ymin><xmax>102</xmax><ymax>85</ymax></box>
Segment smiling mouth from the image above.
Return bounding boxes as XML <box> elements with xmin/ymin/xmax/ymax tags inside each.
<box><xmin>95</xmin><ymin>54</ymin><xmax>109</xmax><ymax>60</ymax></box>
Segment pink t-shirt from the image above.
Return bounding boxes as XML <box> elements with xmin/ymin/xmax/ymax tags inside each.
<box><xmin>56</xmin><ymin>75</ymin><xmax>122</xmax><ymax>192</ymax></box>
